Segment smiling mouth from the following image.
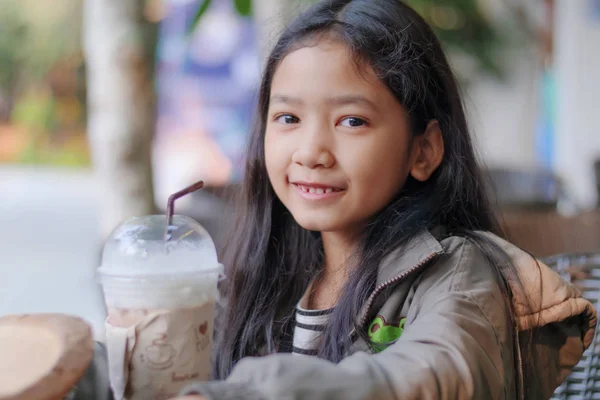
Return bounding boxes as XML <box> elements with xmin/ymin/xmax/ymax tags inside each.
<box><xmin>290</xmin><ymin>181</ymin><xmax>346</xmax><ymax>199</ymax></box>
<box><xmin>293</xmin><ymin>183</ymin><xmax>343</xmax><ymax>194</ymax></box>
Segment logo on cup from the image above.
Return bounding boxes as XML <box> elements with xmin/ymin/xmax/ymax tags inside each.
<box><xmin>145</xmin><ymin>334</ymin><xmax>177</xmax><ymax>370</ymax></box>
<box><xmin>199</xmin><ymin>321</ymin><xmax>208</xmax><ymax>335</ymax></box>
<box><xmin>196</xmin><ymin>321</ymin><xmax>210</xmax><ymax>352</ymax></box>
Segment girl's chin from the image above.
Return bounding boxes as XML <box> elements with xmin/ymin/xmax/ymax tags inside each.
<box><xmin>292</xmin><ymin>215</ymin><xmax>349</xmax><ymax>233</ymax></box>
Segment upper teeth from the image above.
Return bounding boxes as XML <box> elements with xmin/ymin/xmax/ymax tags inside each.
<box><xmin>301</xmin><ymin>185</ymin><xmax>335</xmax><ymax>194</ymax></box>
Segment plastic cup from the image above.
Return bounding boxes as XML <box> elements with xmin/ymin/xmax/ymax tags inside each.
<box><xmin>97</xmin><ymin>215</ymin><xmax>223</xmax><ymax>400</ymax></box>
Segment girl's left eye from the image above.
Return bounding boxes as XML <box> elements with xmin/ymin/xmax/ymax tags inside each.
<box><xmin>275</xmin><ymin>114</ymin><xmax>300</xmax><ymax>124</ymax></box>
<box><xmin>339</xmin><ymin>117</ymin><xmax>368</xmax><ymax>128</ymax></box>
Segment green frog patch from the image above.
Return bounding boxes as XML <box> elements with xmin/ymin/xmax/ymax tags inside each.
<box><xmin>368</xmin><ymin>315</ymin><xmax>406</xmax><ymax>353</ymax></box>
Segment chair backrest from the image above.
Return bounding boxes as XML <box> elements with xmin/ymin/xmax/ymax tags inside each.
<box><xmin>546</xmin><ymin>252</ymin><xmax>600</xmax><ymax>399</ymax></box>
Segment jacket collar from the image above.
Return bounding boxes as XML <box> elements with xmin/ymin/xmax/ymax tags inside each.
<box><xmin>376</xmin><ymin>229</ymin><xmax>444</xmax><ymax>286</ymax></box>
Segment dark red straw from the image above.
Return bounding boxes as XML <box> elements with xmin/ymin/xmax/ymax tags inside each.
<box><xmin>164</xmin><ymin>180</ymin><xmax>204</xmax><ymax>240</ymax></box>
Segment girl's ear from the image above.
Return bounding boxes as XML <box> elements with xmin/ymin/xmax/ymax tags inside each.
<box><xmin>409</xmin><ymin>120</ymin><xmax>444</xmax><ymax>182</ymax></box>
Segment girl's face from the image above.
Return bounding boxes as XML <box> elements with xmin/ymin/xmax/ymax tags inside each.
<box><xmin>265</xmin><ymin>40</ymin><xmax>416</xmax><ymax>235</ymax></box>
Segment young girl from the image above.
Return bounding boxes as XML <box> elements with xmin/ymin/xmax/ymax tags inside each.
<box><xmin>173</xmin><ymin>0</ymin><xmax>596</xmax><ymax>399</ymax></box>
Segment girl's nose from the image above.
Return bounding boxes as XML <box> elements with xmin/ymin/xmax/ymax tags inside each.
<box><xmin>291</xmin><ymin>130</ymin><xmax>335</xmax><ymax>169</ymax></box>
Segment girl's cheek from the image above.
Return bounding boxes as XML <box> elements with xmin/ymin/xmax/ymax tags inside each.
<box><xmin>266</xmin><ymin>132</ymin><xmax>292</xmax><ymax>161</ymax></box>
<box><xmin>264</xmin><ymin>144</ymin><xmax>285</xmax><ymax>182</ymax></box>
<box><xmin>264</xmin><ymin>131</ymin><xmax>276</xmax><ymax>159</ymax></box>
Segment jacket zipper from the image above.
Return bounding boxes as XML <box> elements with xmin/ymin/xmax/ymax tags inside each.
<box><xmin>358</xmin><ymin>251</ymin><xmax>443</xmax><ymax>329</ymax></box>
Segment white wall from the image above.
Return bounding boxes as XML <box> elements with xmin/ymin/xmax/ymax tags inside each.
<box><xmin>554</xmin><ymin>0</ymin><xmax>600</xmax><ymax>208</ymax></box>
<box><xmin>463</xmin><ymin>0</ymin><xmax>544</xmax><ymax>170</ymax></box>
<box><xmin>464</xmin><ymin>45</ymin><xmax>539</xmax><ymax>170</ymax></box>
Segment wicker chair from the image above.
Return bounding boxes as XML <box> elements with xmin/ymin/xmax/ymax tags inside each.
<box><xmin>545</xmin><ymin>252</ymin><xmax>600</xmax><ymax>399</ymax></box>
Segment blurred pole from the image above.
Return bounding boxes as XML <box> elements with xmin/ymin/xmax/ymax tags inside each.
<box><xmin>252</xmin><ymin>0</ymin><xmax>287</xmax><ymax>60</ymax></box>
<box><xmin>252</xmin><ymin>1</ymin><xmax>318</xmax><ymax>61</ymax></box>
<box><xmin>83</xmin><ymin>0</ymin><xmax>157</xmax><ymax>239</ymax></box>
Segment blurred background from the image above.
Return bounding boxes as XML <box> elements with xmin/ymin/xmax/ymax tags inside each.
<box><xmin>0</xmin><ymin>0</ymin><xmax>599</xmax><ymax>340</ymax></box>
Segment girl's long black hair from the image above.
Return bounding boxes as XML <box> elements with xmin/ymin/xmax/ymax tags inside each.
<box><xmin>214</xmin><ymin>0</ymin><xmax>529</xmax><ymax>387</ymax></box>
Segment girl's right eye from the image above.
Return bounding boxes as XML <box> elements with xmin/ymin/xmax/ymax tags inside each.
<box><xmin>274</xmin><ymin>114</ymin><xmax>300</xmax><ymax>124</ymax></box>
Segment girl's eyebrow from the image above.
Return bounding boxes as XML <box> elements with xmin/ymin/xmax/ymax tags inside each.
<box><xmin>326</xmin><ymin>95</ymin><xmax>378</xmax><ymax>110</ymax></box>
<box><xmin>270</xmin><ymin>94</ymin><xmax>304</xmax><ymax>106</ymax></box>
<box><xmin>270</xmin><ymin>94</ymin><xmax>377</xmax><ymax>110</ymax></box>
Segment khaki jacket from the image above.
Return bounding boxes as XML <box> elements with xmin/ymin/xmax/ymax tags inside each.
<box><xmin>182</xmin><ymin>231</ymin><xmax>597</xmax><ymax>400</ymax></box>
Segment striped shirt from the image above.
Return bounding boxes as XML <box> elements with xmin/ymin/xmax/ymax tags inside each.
<box><xmin>292</xmin><ymin>306</ymin><xmax>333</xmax><ymax>355</ymax></box>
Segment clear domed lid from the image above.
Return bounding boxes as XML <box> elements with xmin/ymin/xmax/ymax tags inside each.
<box><xmin>97</xmin><ymin>215</ymin><xmax>222</xmax><ymax>279</ymax></box>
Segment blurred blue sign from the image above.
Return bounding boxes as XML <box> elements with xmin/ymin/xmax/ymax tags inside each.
<box><xmin>155</xmin><ymin>0</ymin><xmax>261</xmax><ymax>184</ymax></box>
<box><xmin>589</xmin><ymin>0</ymin><xmax>600</xmax><ymax>20</ymax></box>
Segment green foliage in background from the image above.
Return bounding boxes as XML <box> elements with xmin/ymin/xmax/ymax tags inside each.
<box><xmin>191</xmin><ymin>0</ymin><xmax>252</xmax><ymax>31</ymax></box>
<box><xmin>191</xmin><ymin>0</ymin><xmax>504</xmax><ymax>79</ymax></box>
<box><xmin>409</xmin><ymin>0</ymin><xmax>504</xmax><ymax>78</ymax></box>
<box><xmin>0</xmin><ymin>0</ymin><xmax>88</xmax><ymax>167</ymax></box>
<box><xmin>0</xmin><ymin>1</ymin><xmax>83</xmax><ymax>98</ymax></box>
<box><xmin>0</xmin><ymin>3</ymin><xmax>28</xmax><ymax>100</ymax></box>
